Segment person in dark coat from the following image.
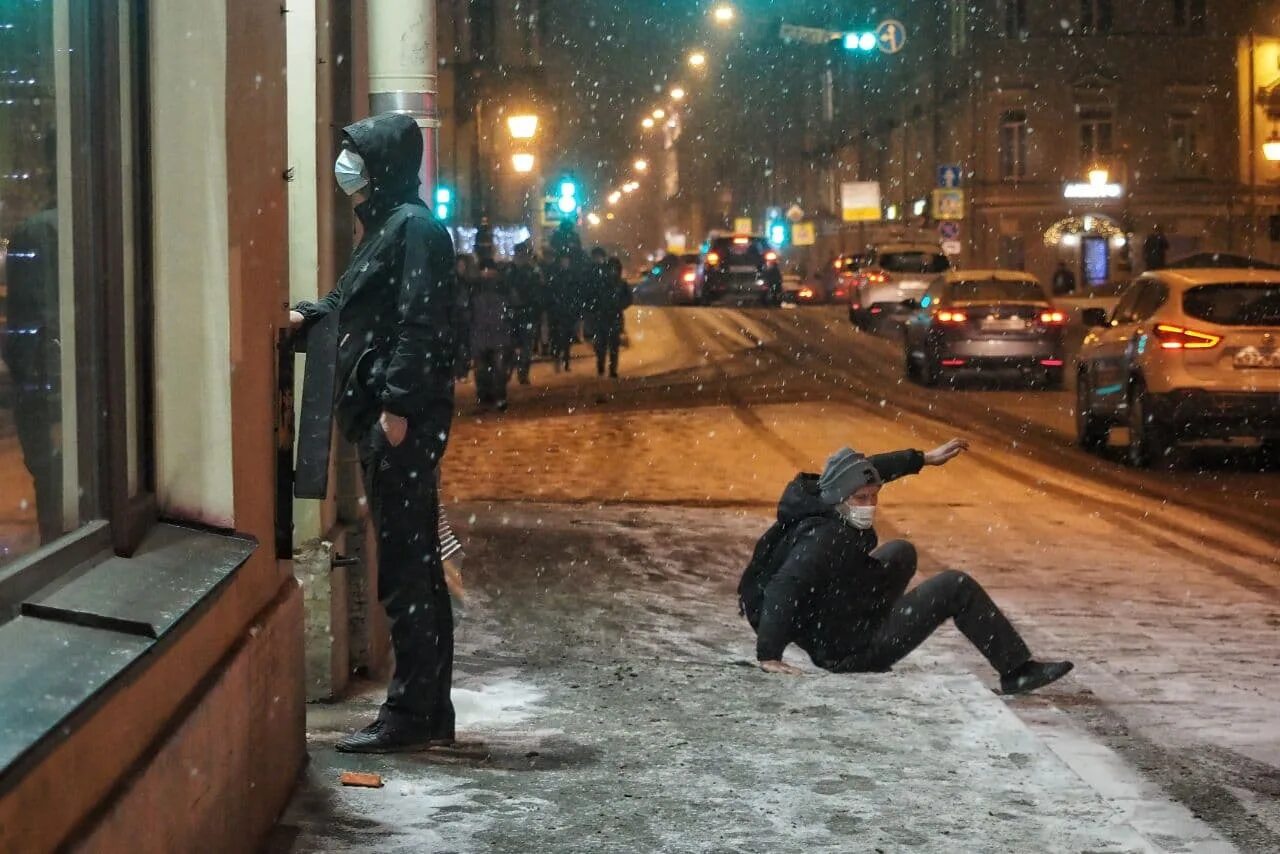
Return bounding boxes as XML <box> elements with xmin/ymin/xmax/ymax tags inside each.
<box><xmin>469</xmin><ymin>259</ymin><xmax>513</xmax><ymax>410</ymax></box>
<box><xmin>547</xmin><ymin>252</ymin><xmax>579</xmax><ymax>372</ymax></box>
<box><xmin>1143</xmin><ymin>226</ymin><xmax>1170</xmax><ymax>271</ymax></box>
<box><xmin>290</xmin><ymin>112</ymin><xmax>462</xmax><ymax>753</ymax></box>
<box><xmin>739</xmin><ymin>439</ymin><xmax>1073</xmax><ymax>694</ymax></box>
<box><xmin>1051</xmin><ymin>261</ymin><xmax>1077</xmax><ymax>296</ymax></box>
<box><xmin>505</xmin><ymin>241</ymin><xmax>543</xmax><ymax>385</ymax></box>
<box><xmin>587</xmin><ymin>256</ymin><xmax>632</xmax><ymax>378</ymax></box>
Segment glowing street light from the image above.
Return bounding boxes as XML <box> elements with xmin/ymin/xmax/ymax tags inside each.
<box><xmin>587</xmin><ymin>212</ymin><xmax>602</xmax><ymax>226</ymax></box>
<box><xmin>1088</xmin><ymin>165</ymin><xmax>1110</xmax><ymax>186</ymax></box>
<box><xmin>670</xmin><ymin>86</ymin><xmax>686</xmax><ymax>101</ymax></box>
<box><xmin>713</xmin><ymin>4</ymin><xmax>736</xmax><ymax>25</ymax></box>
<box><xmin>511</xmin><ymin>152</ymin><xmax>536</xmax><ymax>173</ymax></box>
<box><xmin>688</xmin><ymin>51</ymin><xmax>708</xmax><ymax>69</ymax></box>
<box><xmin>634</xmin><ymin>158</ymin><xmax>649</xmax><ymax>172</ymax></box>
<box><xmin>642</xmin><ymin>117</ymin><xmax>656</xmax><ymax>129</ymax></box>
<box><xmin>1266</xmin><ymin>132</ymin><xmax>1280</xmax><ymax>162</ymax></box>
<box><xmin>608</xmin><ymin>191</ymin><xmax>623</xmax><ymax>205</ymax></box>
<box><xmin>623</xmin><ymin>182</ymin><xmax>639</xmax><ymax>193</ymax></box>
<box><xmin>652</xmin><ymin>108</ymin><xmax>667</xmax><ymax>120</ymax></box>
<box><xmin>507</xmin><ymin>114</ymin><xmax>539</xmax><ymax>139</ymax></box>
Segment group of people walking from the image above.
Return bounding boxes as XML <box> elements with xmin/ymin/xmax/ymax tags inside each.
<box><xmin>455</xmin><ymin>239</ymin><xmax>633</xmax><ymax>411</ymax></box>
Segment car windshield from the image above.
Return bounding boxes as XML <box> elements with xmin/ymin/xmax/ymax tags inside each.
<box><xmin>1183</xmin><ymin>284</ymin><xmax>1280</xmax><ymax>326</ymax></box>
<box><xmin>880</xmin><ymin>252</ymin><xmax>950</xmax><ymax>274</ymax></box>
<box><xmin>950</xmin><ymin>279</ymin><xmax>1046</xmax><ymax>303</ymax></box>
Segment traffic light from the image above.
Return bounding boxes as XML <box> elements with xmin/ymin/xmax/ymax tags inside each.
<box><xmin>843</xmin><ymin>31</ymin><xmax>876</xmax><ymax>51</ymax></box>
<box><xmin>435</xmin><ymin>187</ymin><xmax>452</xmax><ymax>221</ymax></box>
<box><xmin>556</xmin><ymin>180</ymin><xmax>579</xmax><ymax>216</ymax></box>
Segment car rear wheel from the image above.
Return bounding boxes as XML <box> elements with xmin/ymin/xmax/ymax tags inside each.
<box><xmin>1127</xmin><ymin>383</ymin><xmax>1174</xmax><ymax>468</ymax></box>
<box><xmin>904</xmin><ymin>340</ymin><xmax>919</xmax><ymax>382</ymax></box>
<box><xmin>1040</xmin><ymin>367</ymin><xmax>1065</xmax><ymax>391</ymax></box>
<box><xmin>1075</xmin><ymin>373</ymin><xmax>1108</xmax><ymax>452</ymax></box>
<box><xmin>921</xmin><ymin>352</ymin><xmax>939</xmax><ymax>387</ymax></box>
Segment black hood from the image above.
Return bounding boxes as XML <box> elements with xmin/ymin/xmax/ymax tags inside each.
<box><xmin>777</xmin><ymin>473</ymin><xmax>837</xmax><ymax>525</ymax></box>
<box><xmin>343</xmin><ymin>112</ymin><xmax>423</xmax><ymax>207</ymax></box>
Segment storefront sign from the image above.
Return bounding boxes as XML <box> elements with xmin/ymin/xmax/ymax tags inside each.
<box><xmin>1063</xmin><ymin>182</ymin><xmax>1123</xmax><ymax>199</ymax></box>
<box><xmin>842</xmin><ymin>182</ymin><xmax>881</xmax><ymax>222</ymax></box>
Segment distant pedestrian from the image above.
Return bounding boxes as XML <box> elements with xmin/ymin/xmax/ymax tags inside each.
<box><xmin>474</xmin><ymin>215</ymin><xmax>495</xmax><ymax>265</ymax></box>
<box><xmin>469</xmin><ymin>259</ymin><xmax>513</xmax><ymax>411</ymax></box>
<box><xmin>505</xmin><ymin>241</ymin><xmax>543</xmax><ymax>386</ymax></box>
<box><xmin>587</xmin><ymin>256</ymin><xmax>632</xmax><ymax>378</ymax></box>
<box><xmin>548</xmin><ymin>252</ymin><xmax>579</xmax><ymax>372</ymax></box>
<box><xmin>1051</xmin><ymin>261</ymin><xmax>1077</xmax><ymax>296</ymax></box>
<box><xmin>1143</xmin><ymin>226</ymin><xmax>1170</xmax><ymax>271</ymax></box>
<box><xmin>739</xmin><ymin>440</ymin><xmax>1074</xmax><ymax>694</ymax></box>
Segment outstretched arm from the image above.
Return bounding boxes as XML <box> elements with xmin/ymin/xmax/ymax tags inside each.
<box><xmin>870</xmin><ymin>438</ymin><xmax>969</xmax><ymax>483</ymax></box>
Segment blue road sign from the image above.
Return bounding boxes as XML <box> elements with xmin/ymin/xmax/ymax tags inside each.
<box><xmin>876</xmin><ymin>19</ymin><xmax>906</xmax><ymax>55</ymax></box>
<box><xmin>938</xmin><ymin>164</ymin><xmax>962</xmax><ymax>189</ymax></box>
<box><xmin>939</xmin><ymin>221</ymin><xmax>961</xmax><ymax>240</ymax></box>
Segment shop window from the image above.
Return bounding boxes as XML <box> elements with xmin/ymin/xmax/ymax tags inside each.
<box><xmin>1080</xmin><ymin>0</ymin><xmax>1113</xmax><ymax>34</ymax></box>
<box><xmin>1172</xmin><ymin>0</ymin><xmax>1206</xmax><ymax>32</ymax></box>
<box><xmin>1003</xmin><ymin>0</ymin><xmax>1029</xmax><ymax>39</ymax></box>
<box><xmin>1079</xmin><ymin>107</ymin><xmax>1114</xmax><ymax>159</ymax></box>
<box><xmin>999</xmin><ymin>110</ymin><xmax>1029</xmax><ymax>180</ymax></box>
<box><xmin>0</xmin><ymin>1</ymin><xmax>154</xmax><ymax>587</ymax></box>
<box><xmin>469</xmin><ymin>0</ymin><xmax>496</xmax><ymax>59</ymax></box>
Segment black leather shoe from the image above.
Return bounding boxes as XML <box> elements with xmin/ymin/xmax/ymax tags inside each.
<box><xmin>1000</xmin><ymin>660</ymin><xmax>1074</xmax><ymax>695</ymax></box>
<box><xmin>335</xmin><ymin>718</ymin><xmax>435</xmax><ymax>754</ymax></box>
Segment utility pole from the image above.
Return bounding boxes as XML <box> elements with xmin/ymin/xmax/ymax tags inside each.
<box><xmin>366</xmin><ymin>0</ymin><xmax>440</xmax><ymax>198</ymax></box>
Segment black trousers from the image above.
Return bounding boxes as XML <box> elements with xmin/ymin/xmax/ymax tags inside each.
<box><xmin>511</xmin><ymin>311</ymin><xmax>537</xmax><ymax>382</ymax></box>
<box><xmin>358</xmin><ymin>423</ymin><xmax>455</xmax><ymax>737</ymax></box>
<box><xmin>593</xmin><ymin>322</ymin><xmax>621</xmax><ymax>376</ymax></box>
<box><xmin>473</xmin><ymin>346</ymin><xmax>509</xmax><ymax>405</ymax></box>
<box><xmin>834</xmin><ymin>540</ymin><xmax>1031</xmax><ymax>675</ymax></box>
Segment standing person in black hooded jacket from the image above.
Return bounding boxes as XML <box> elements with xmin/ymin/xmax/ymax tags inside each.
<box><xmin>290</xmin><ymin>112</ymin><xmax>463</xmax><ymax>753</ymax></box>
<box><xmin>739</xmin><ymin>439</ymin><xmax>1074</xmax><ymax>695</ymax></box>
<box><xmin>586</xmin><ymin>256</ymin><xmax>631</xmax><ymax>378</ymax></box>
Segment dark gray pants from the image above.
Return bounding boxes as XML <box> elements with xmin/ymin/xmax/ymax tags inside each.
<box><xmin>835</xmin><ymin>540</ymin><xmax>1032</xmax><ymax>676</ymax></box>
<box><xmin>474</xmin><ymin>347</ymin><xmax>509</xmax><ymax>405</ymax></box>
<box><xmin>358</xmin><ymin>423</ymin><xmax>455</xmax><ymax>736</ymax></box>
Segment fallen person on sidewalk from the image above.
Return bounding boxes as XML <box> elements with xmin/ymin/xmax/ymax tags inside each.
<box><xmin>738</xmin><ymin>440</ymin><xmax>1073</xmax><ymax>694</ymax></box>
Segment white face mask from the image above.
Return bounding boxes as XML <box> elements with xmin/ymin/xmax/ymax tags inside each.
<box><xmin>334</xmin><ymin>149</ymin><xmax>369</xmax><ymax>196</ymax></box>
<box><xmin>837</xmin><ymin>503</ymin><xmax>876</xmax><ymax>531</ymax></box>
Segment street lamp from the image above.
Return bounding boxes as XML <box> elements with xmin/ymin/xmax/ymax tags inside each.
<box><xmin>688</xmin><ymin>51</ymin><xmax>707</xmax><ymax>69</ymax></box>
<box><xmin>507</xmin><ymin>114</ymin><xmax>539</xmax><ymax>140</ymax></box>
<box><xmin>642</xmin><ymin>117</ymin><xmax>656</xmax><ymax>130</ymax></box>
<box><xmin>1088</xmin><ymin>165</ymin><xmax>1110</xmax><ymax>186</ymax></box>
<box><xmin>652</xmin><ymin>108</ymin><xmax>666</xmax><ymax>120</ymax></box>
<box><xmin>623</xmin><ymin>182</ymin><xmax>639</xmax><ymax>193</ymax></box>
<box><xmin>511</xmin><ymin>152</ymin><xmax>536</xmax><ymax>173</ymax></box>
<box><xmin>712</xmin><ymin>4</ymin><xmax>735</xmax><ymax>25</ymax></box>
<box><xmin>670</xmin><ymin>86</ymin><xmax>686</xmax><ymax>101</ymax></box>
<box><xmin>608</xmin><ymin>191</ymin><xmax>623</xmax><ymax>205</ymax></box>
<box><xmin>587</xmin><ymin>212</ymin><xmax>602</xmax><ymax>226</ymax></box>
<box><xmin>634</xmin><ymin>158</ymin><xmax>649</xmax><ymax>172</ymax></box>
<box><xmin>1266</xmin><ymin>131</ymin><xmax>1280</xmax><ymax>162</ymax></box>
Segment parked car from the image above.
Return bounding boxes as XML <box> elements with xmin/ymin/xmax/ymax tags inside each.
<box><xmin>1076</xmin><ymin>268</ymin><xmax>1280</xmax><ymax>467</ymax></box>
<box><xmin>825</xmin><ymin>253</ymin><xmax>870</xmax><ymax>303</ymax></box>
<box><xmin>661</xmin><ymin>253</ymin><xmax>703</xmax><ymax>305</ymax></box>
<box><xmin>700</xmin><ymin>234</ymin><xmax>775</xmax><ymax>305</ymax></box>
<box><xmin>850</xmin><ymin>243</ymin><xmax>951</xmax><ymax>329</ymax></box>
<box><xmin>903</xmin><ymin>270</ymin><xmax>1067</xmax><ymax>388</ymax></box>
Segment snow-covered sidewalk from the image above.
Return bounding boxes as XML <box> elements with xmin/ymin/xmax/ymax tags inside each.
<box><xmin>273</xmin><ymin>503</ymin><xmax>1230</xmax><ymax>853</ymax></box>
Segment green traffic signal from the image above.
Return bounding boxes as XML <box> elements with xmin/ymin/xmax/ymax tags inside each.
<box><xmin>843</xmin><ymin>31</ymin><xmax>876</xmax><ymax>51</ymax></box>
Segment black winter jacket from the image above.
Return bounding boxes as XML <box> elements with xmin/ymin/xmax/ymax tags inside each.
<box><xmin>738</xmin><ymin>449</ymin><xmax>925</xmax><ymax>666</ymax></box>
<box><xmin>295</xmin><ymin>114</ymin><xmax>460</xmax><ymax>456</ymax></box>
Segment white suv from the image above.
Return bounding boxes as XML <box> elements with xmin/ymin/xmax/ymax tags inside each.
<box><xmin>1075</xmin><ymin>268</ymin><xmax>1280</xmax><ymax>467</ymax></box>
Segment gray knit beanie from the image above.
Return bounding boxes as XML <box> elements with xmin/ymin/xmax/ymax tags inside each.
<box><xmin>817</xmin><ymin>447</ymin><xmax>883</xmax><ymax>504</ymax></box>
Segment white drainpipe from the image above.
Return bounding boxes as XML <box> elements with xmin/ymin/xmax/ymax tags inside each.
<box><xmin>366</xmin><ymin>0</ymin><xmax>439</xmax><ymax>197</ymax></box>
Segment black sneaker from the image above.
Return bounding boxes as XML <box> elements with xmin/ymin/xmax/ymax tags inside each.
<box><xmin>1000</xmin><ymin>660</ymin><xmax>1074</xmax><ymax>695</ymax></box>
<box><xmin>335</xmin><ymin>718</ymin><xmax>436</xmax><ymax>754</ymax></box>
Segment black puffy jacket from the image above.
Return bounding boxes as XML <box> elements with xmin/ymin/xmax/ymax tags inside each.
<box><xmin>296</xmin><ymin>113</ymin><xmax>461</xmax><ymax>458</ymax></box>
<box><xmin>738</xmin><ymin>449</ymin><xmax>924</xmax><ymax>666</ymax></box>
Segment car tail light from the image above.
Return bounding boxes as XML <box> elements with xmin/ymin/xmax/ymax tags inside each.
<box><xmin>682</xmin><ymin>271</ymin><xmax>696</xmax><ymax>283</ymax></box>
<box><xmin>798</xmin><ymin>287</ymin><xmax>814</xmax><ymax>299</ymax></box>
<box><xmin>765</xmin><ymin>251</ymin><xmax>778</xmax><ymax>263</ymax></box>
<box><xmin>870</xmin><ymin>306</ymin><xmax>883</xmax><ymax>315</ymax></box>
<box><xmin>1040</xmin><ymin>358</ymin><xmax>1065</xmax><ymax>367</ymax></box>
<box><xmin>941</xmin><ymin>358</ymin><xmax>967</xmax><ymax>367</ymax></box>
<box><xmin>706</xmin><ymin>252</ymin><xmax>720</xmax><ymax>265</ymax></box>
<box><xmin>833</xmin><ymin>259</ymin><xmax>843</xmax><ymax>270</ymax></box>
<box><xmin>936</xmin><ymin>310</ymin><xmax>968</xmax><ymax>324</ymax></box>
<box><xmin>1039</xmin><ymin>311</ymin><xmax>1067</xmax><ymax>325</ymax></box>
<box><xmin>864</xmin><ymin>272</ymin><xmax>889</xmax><ymax>284</ymax></box>
<box><xmin>733</xmin><ymin>236</ymin><xmax>750</xmax><ymax>245</ymax></box>
<box><xmin>1153</xmin><ymin>323</ymin><xmax>1221</xmax><ymax>350</ymax></box>
<box><xmin>833</xmin><ymin>288</ymin><xmax>847</xmax><ymax>299</ymax></box>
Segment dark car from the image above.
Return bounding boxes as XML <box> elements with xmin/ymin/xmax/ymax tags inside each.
<box><xmin>902</xmin><ymin>270</ymin><xmax>1067</xmax><ymax>388</ymax></box>
<box><xmin>700</xmin><ymin>234</ymin><xmax>775</xmax><ymax>305</ymax></box>
<box><xmin>656</xmin><ymin>253</ymin><xmax>703</xmax><ymax>305</ymax></box>
<box><xmin>824</xmin><ymin>253</ymin><xmax>870</xmax><ymax>304</ymax></box>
